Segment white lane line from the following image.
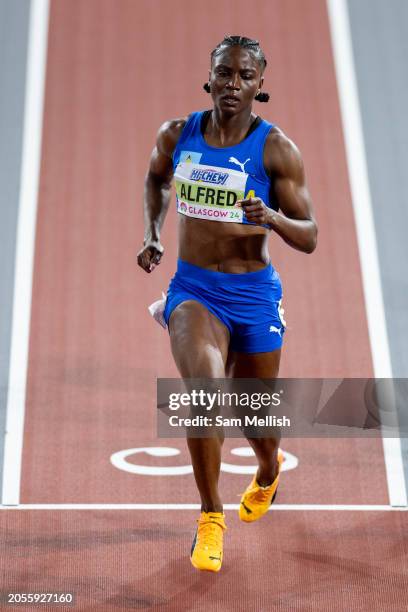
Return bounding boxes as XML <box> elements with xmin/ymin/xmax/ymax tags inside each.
<box><xmin>1</xmin><ymin>0</ymin><xmax>50</xmax><ymax>506</ymax></box>
<box><xmin>1</xmin><ymin>504</ymin><xmax>407</xmax><ymax>511</ymax></box>
<box><xmin>326</xmin><ymin>0</ymin><xmax>407</xmax><ymax>507</ymax></box>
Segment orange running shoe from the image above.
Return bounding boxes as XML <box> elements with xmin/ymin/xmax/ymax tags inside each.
<box><xmin>190</xmin><ymin>512</ymin><xmax>227</xmax><ymax>572</ymax></box>
<box><xmin>239</xmin><ymin>449</ymin><xmax>284</xmax><ymax>522</ymax></box>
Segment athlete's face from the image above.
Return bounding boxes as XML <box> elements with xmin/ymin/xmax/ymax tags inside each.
<box><xmin>209</xmin><ymin>46</ymin><xmax>264</xmax><ymax>113</ymax></box>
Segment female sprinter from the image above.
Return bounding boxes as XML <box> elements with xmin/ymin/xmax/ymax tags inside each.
<box><xmin>138</xmin><ymin>36</ymin><xmax>317</xmax><ymax>572</ymax></box>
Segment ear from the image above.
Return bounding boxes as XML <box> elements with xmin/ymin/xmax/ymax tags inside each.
<box><xmin>259</xmin><ymin>75</ymin><xmax>264</xmax><ymax>90</ymax></box>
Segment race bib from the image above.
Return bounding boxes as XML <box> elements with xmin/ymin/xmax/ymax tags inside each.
<box><xmin>174</xmin><ymin>162</ymin><xmax>248</xmax><ymax>223</ymax></box>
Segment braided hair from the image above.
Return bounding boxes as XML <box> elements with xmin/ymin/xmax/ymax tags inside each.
<box><xmin>203</xmin><ymin>36</ymin><xmax>270</xmax><ymax>102</ymax></box>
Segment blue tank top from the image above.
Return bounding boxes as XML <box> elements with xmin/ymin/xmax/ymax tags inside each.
<box><xmin>172</xmin><ymin>110</ymin><xmax>276</xmax><ymax>225</ymax></box>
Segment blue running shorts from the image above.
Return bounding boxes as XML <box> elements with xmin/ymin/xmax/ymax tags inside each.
<box><xmin>163</xmin><ymin>259</ymin><xmax>286</xmax><ymax>353</ymax></box>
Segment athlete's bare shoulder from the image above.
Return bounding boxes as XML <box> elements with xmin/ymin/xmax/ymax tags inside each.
<box><xmin>156</xmin><ymin>116</ymin><xmax>189</xmax><ymax>160</ymax></box>
<box><xmin>263</xmin><ymin>126</ymin><xmax>305</xmax><ymax>181</ymax></box>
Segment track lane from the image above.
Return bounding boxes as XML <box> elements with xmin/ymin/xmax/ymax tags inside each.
<box><xmin>21</xmin><ymin>0</ymin><xmax>387</xmax><ymax>512</ymax></box>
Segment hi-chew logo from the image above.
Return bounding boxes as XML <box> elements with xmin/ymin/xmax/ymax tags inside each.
<box><xmin>190</xmin><ymin>168</ymin><xmax>229</xmax><ymax>185</ymax></box>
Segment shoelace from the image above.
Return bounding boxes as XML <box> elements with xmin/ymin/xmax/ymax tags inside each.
<box><xmin>251</xmin><ymin>485</ymin><xmax>276</xmax><ymax>503</ymax></box>
<box><xmin>197</xmin><ymin>521</ymin><xmax>224</xmax><ymax>550</ymax></box>
<box><xmin>239</xmin><ymin>478</ymin><xmax>278</xmax><ymax>502</ymax></box>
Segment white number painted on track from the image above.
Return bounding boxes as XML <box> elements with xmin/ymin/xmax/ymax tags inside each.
<box><xmin>110</xmin><ymin>447</ymin><xmax>298</xmax><ymax>476</ymax></box>
<box><xmin>110</xmin><ymin>447</ymin><xmax>192</xmax><ymax>475</ymax></box>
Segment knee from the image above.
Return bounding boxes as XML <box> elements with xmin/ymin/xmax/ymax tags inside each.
<box><xmin>172</xmin><ymin>342</ymin><xmax>226</xmax><ymax>378</ymax></box>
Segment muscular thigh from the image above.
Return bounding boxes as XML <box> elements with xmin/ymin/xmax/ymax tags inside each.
<box><xmin>226</xmin><ymin>348</ymin><xmax>281</xmax><ymax>378</ymax></box>
<box><xmin>168</xmin><ymin>300</ymin><xmax>230</xmax><ymax>378</ymax></box>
